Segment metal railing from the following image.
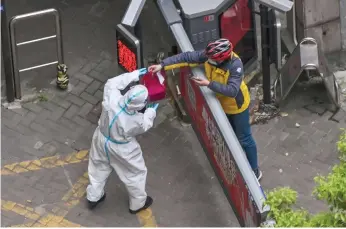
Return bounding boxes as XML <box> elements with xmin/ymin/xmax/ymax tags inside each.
<box><xmin>274</xmin><ymin>37</ymin><xmax>340</xmax><ymax>110</ymax></box>
<box><xmin>286</xmin><ymin>0</ymin><xmax>298</xmax><ymax>45</ymax></box>
<box><xmin>9</xmin><ymin>8</ymin><xmax>64</xmax><ymax>99</ymax></box>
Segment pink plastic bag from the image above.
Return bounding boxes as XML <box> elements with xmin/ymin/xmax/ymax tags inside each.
<box><xmin>140</xmin><ymin>71</ymin><xmax>167</xmax><ymax>102</ymax></box>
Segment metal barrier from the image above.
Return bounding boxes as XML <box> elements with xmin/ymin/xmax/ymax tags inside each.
<box><xmin>286</xmin><ymin>0</ymin><xmax>298</xmax><ymax>46</ymax></box>
<box><xmin>268</xmin><ymin>9</ymin><xmax>282</xmax><ymax>70</ymax></box>
<box><xmin>281</xmin><ymin>0</ymin><xmax>298</xmax><ymax>54</ymax></box>
<box><xmin>274</xmin><ymin>37</ymin><xmax>341</xmax><ymax>110</ymax></box>
<box><xmin>9</xmin><ymin>8</ymin><xmax>64</xmax><ymax>99</ymax></box>
<box><xmin>157</xmin><ymin>1</ymin><xmax>269</xmax><ymax>227</ymax></box>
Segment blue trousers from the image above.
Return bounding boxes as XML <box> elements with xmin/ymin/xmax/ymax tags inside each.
<box><xmin>226</xmin><ymin>108</ymin><xmax>258</xmax><ymax>170</ymax></box>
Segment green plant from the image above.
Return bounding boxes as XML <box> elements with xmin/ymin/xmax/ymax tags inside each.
<box><xmin>262</xmin><ymin>130</ymin><xmax>346</xmax><ymax>227</ymax></box>
<box><xmin>313</xmin><ymin>162</ymin><xmax>346</xmax><ymax>210</ymax></box>
<box><xmin>337</xmin><ymin>128</ymin><xmax>346</xmax><ymax>161</ymax></box>
<box><xmin>263</xmin><ymin>187</ymin><xmax>310</xmax><ymax>227</ymax></box>
<box><xmin>308</xmin><ymin>209</ymin><xmax>346</xmax><ymax>227</ymax></box>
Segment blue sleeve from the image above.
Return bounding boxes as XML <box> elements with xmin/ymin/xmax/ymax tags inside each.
<box><xmin>207</xmin><ymin>59</ymin><xmax>244</xmax><ymax>97</ymax></box>
<box><xmin>161</xmin><ymin>50</ymin><xmax>208</xmax><ymax>67</ymax></box>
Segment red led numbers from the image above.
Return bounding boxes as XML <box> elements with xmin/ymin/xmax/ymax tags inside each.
<box><xmin>204</xmin><ymin>15</ymin><xmax>215</xmax><ymax>22</ymax></box>
<box><xmin>117</xmin><ymin>40</ymin><xmax>137</xmax><ymax>72</ymax></box>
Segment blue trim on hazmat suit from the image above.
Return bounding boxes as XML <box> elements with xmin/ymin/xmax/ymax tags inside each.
<box><xmin>86</xmin><ymin>69</ymin><xmax>157</xmax><ymax>211</ymax></box>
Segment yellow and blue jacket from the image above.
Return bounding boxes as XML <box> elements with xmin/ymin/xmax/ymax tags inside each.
<box><xmin>161</xmin><ymin>50</ymin><xmax>250</xmax><ymax>115</ymax></box>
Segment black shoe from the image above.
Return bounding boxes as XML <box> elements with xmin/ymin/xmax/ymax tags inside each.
<box><xmin>254</xmin><ymin>169</ymin><xmax>263</xmax><ymax>181</ymax></box>
<box><xmin>88</xmin><ymin>194</ymin><xmax>106</xmax><ymax>210</ymax></box>
<box><xmin>129</xmin><ymin>196</ymin><xmax>153</xmax><ymax>214</ymax></box>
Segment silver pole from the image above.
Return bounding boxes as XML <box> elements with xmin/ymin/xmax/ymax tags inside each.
<box><xmin>16</xmin><ymin>35</ymin><xmax>57</xmax><ymax>46</ymax></box>
<box><xmin>121</xmin><ymin>0</ymin><xmax>147</xmax><ymax>27</ymax></box>
<box><xmin>9</xmin><ymin>15</ymin><xmax>21</xmax><ymax>99</ymax></box>
<box><xmin>1</xmin><ymin>0</ymin><xmax>16</xmax><ymax>102</ymax></box>
<box><xmin>19</xmin><ymin>61</ymin><xmax>59</xmax><ymax>72</ymax></box>
<box><xmin>9</xmin><ymin>8</ymin><xmax>64</xmax><ymax>99</ymax></box>
<box><xmin>54</xmin><ymin>9</ymin><xmax>64</xmax><ymax>64</ymax></box>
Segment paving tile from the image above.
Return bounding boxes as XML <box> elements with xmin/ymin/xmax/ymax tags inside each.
<box><xmin>88</xmin><ymin>70</ymin><xmax>108</xmax><ymax>83</ymax></box>
<box><xmin>50</xmin><ymin>96</ymin><xmax>72</xmax><ymax>109</ymax></box>
<box><xmin>22</xmin><ymin>103</ymin><xmax>43</xmax><ymax>113</ymax></box>
<box><xmin>70</xmin><ymin>81</ymin><xmax>88</xmax><ymax>96</ymax></box>
<box><xmin>80</xmin><ymin>61</ymin><xmax>98</xmax><ymax>75</ymax></box>
<box><xmin>79</xmin><ymin>92</ymin><xmax>98</xmax><ymax>105</ymax></box>
<box><xmin>73</xmin><ymin>72</ymin><xmax>94</xmax><ymax>84</ymax></box>
<box><xmin>1</xmin><ymin>0</ymin><xmax>345</xmax><ymax>227</ymax></box>
<box><xmin>85</xmin><ymin>80</ymin><xmax>102</xmax><ymax>95</ymax></box>
<box><xmin>65</xmin><ymin>94</ymin><xmax>85</xmax><ymax>106</ymax></box>
<box><xmin>64</xmin><ymin>104</ymin><xmax>80</xmax><ymax>119</ymax></box>
<box><xmin>20</xmin><ymin>111</ymin><xmax>37</xmax><ymax>127</ymax></box>
<box><xmin>94</xmin><ymin>59</ymin><xmax>112</xmax><ymax>73</ymax></box>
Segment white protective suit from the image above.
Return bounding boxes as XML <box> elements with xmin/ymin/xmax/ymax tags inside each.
<box><xmin>86</xmin><ymin>69</ymin><xmax>157</xmax><ymax>211</ymax></box>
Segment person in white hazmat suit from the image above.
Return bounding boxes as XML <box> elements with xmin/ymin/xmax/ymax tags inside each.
<box><xmin>86</xmin><ymin>68</ymin><xmax>159</xmax><ymax>214</ymax></box>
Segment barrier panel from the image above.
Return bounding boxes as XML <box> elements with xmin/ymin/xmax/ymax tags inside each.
<box><xmin>179</xmin><ymin>66</ymin><xmax>268</xmax><ymax>227</ymax></box>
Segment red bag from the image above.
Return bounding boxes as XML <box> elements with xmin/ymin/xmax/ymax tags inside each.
<box><xmin>140</xmin><ymin>71</ymin><xmax>167</xmax><ymax>102</ymax></box>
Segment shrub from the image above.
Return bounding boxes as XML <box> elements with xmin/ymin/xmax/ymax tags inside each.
<box><xmin>337</xmin><ymin>128</ymin><xmax>346</xmax><ymax>161</ymax></box>
<box><xmin>262</xmin><ymin>129</ymin><xmax>346</xmax><ymax>227</ymax></box>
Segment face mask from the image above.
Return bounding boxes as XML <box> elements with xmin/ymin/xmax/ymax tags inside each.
<box><xmin>208</xmin><ymin>59</ymin><xmax>221</xmax><ymax>66</ymax></box>
<box><xmin>128</xmin><ymin>97</ymin><xmax>148</xmax><ymax>111</ymax></box>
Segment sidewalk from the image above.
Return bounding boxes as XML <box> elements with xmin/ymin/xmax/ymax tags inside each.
<box><xmin>2</xmin><ymin>0</ymin><xmax>346</xmax><ymax>226</ymax></box>
<box><xmin>2</xmin><ymin>67</ymin><xmax>345</xmax><ymax>226</ymax></box>
<box><xmin>1</xmin><ymin>0</ymin><xmax>237</xmax><ymax>227</ymax></box>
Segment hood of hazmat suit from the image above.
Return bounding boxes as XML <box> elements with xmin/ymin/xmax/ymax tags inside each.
<box><xmin>86</xmin><ymin>69</ymin><xmax>157</xmax><ymax>211</ymax></box>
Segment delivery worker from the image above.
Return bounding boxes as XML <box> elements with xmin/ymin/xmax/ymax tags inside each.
<box><xmin>148</xmin><ymin>38</ymin><xmax>262</xmax><ymax>180</ymax></box>
<box><xmin>86</xmin><ymin>68</ymin><xmax>159</xmax><ymax>213</ymax></box>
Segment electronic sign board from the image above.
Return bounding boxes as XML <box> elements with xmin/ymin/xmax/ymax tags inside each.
<box><xmin>115</xmin><ymin>24</ymin><xmax>142</xmax><ymax>72</ymax></box>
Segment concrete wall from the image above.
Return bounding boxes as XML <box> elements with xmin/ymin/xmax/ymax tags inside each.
<box><xmin>295</xmin><ymin>0</ymin><xmax>343</xmax><ymax>53</ymax></box>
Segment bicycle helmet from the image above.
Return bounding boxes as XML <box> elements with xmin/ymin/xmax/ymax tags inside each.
<box><xmin>205</xmin><ymin>38</ymin><xmax>233</xmax><ymax>61</ymax></box>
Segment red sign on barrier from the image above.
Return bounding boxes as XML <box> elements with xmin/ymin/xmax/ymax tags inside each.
<box><xmin>179</xmin><ymin>67</ymin><xmax>261</xmax><ymax>227</ymax></box>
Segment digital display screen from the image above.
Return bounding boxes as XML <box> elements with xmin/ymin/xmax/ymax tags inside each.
<box><xmin>116</xmin><ymin>24</ymin><xmax>141</xmax><ymax>72</ymax></box>
<box><xmin>219</xmin><ymin>0</ymin><xmax>256</xmax><ymax>65</ymax></box>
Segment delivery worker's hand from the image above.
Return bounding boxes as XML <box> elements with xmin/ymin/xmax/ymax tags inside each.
<box><xmin>191</xmin><ymin>76</ymin><xmax>210</xmax><ymax>86</ymax></box>
<box><xmin>148</xmin><ymin>64</ymin><xmax>163</xmax><ymax>73</ymax></box>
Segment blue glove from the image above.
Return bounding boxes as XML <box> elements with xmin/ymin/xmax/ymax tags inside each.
<box><xmin>138</xmin><ymin>68</ymin><xmax>148</xmax><ymax>78</ymax></box>
<box><xmin>153</xmin><ymin>103</ymin><xmax>159</xmax><ymax>110</ymax></box>
<box><xmin>147</xmin><ymin>103</ymin><xmax>159</xmax><ymax>110</ymax></box>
